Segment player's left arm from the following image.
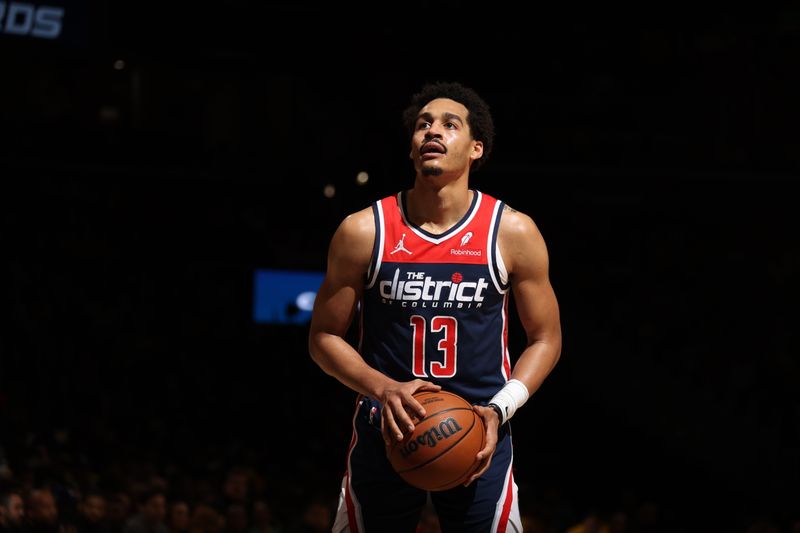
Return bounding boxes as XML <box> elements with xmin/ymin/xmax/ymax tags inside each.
<box><xmin>500</xmin><ymin>206</ymin><xmax>562</xmax><ymax>398</ymax></box>
<box><xmin>466</xmin><ymin>205</ymin><xmax>562</xmax><ymax>485</ymax></box>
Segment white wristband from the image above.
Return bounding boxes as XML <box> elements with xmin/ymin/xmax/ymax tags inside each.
<box><xmin>488</xmin><ymin>379</ymin><xmax>529</xmax><ymax>425</ymax></box>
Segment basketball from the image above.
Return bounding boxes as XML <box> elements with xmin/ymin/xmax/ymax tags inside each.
<box><xmin>387</xmin><ymin>390</ymin><xmax>486</xmax><ymax>491</ymax></box>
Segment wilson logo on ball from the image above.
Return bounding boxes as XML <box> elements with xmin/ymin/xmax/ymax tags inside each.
<box><xmin>399</xmin><ymin>417</ymin><xmax>463</xmax><ymax>458</ymax></box>
<box><xmin>388</xmin><ymin>390</ymin><xmax>485</xmax><ymax>492</ymax></box>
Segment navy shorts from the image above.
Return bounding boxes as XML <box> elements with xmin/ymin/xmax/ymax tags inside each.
<box><xmin>332</xmin><ymin>396</ymin><xmax>522</xmax><ymax>533</ymax></box>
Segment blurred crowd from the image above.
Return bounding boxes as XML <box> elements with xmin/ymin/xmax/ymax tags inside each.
<box><xmin>1</xmin><ymin>425</ymin><xmax>798</xmax><ymax>533</ymax></box>
<box><xmin>0</xmin><ymin>455</ymin><xmax>332</xmax><ymax>533</ymax></box>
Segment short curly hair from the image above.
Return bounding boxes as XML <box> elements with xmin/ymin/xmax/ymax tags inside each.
<box><xmin>402</xmin><ymin>81</ymin><xmax>495</xmax><ymax>172</ymax></box>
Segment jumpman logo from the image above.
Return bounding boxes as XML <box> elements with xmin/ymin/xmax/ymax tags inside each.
<box><xmin>390</xmin><ymin>233</ymin><xmax>412</xmax><ymax>255</ymax></box>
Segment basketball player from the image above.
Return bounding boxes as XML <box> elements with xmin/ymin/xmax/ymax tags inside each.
<box><xmin>309</xmin><ymin>82</ymin><xmax>562</xmax><ymax>532</ymax></box>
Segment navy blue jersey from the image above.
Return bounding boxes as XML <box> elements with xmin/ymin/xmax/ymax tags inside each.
<box><xmin>360</xmin><ymin>190</ymin><xmax>510</xmax><ymax>404</ymax></box>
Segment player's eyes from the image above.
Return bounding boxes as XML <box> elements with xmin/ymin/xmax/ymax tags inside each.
<box><xmin>416</xmin><ymin>120</ymin><xmax>458</xmax><ymax>130</ymax></box>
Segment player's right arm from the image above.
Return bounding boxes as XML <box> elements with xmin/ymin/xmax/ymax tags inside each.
<box><xmin>308</xmin><ymin>208</ymin><xmax>440</xmax><ymax>443</ymax></box>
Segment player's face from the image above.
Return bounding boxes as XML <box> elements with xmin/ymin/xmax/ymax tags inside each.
<box><xmin>410</xmin><ymin>98</ymin><xmax>483</xmax><ymax>178</ymax></box>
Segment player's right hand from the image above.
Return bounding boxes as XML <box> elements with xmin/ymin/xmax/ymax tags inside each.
<box><xmin>379</xmin><ymin>379</ymin><xmax>441</xmax><ymax>446</ymax></box>
<box><xmin>463</xmin><ymin>404</ymin><xmax>500</xmax><ymax>486</ymax></box>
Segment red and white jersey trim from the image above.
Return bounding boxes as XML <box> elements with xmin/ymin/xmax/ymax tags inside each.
<box><xmin>366</xmin><ymin>189</ymin><xmax>508</xmax><ymax>292</ymax></box>
<box><xmin>491</xmin><ymin>459</ymin><xmax>521</xmax><ymax>532</ymax></box>
<box><xmin>398</xmin><ymin>190</ymin><xmax>484</xmax><ymax>244</ymax></box>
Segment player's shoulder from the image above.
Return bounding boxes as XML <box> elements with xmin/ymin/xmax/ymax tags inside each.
<box><xmin>338</xmin><ymin>205</ymin><xmax>374</xmax><ymax>236</ymax></box>
<box><xmin>498</xmin><ymin>203</ymin><xmax>543</xmax><ymax>241</ymax></box>
<box><xmin>331</xmin><ymin>205</ymin><xmax>376</xmax><ymax>252</ymax></box>
<box><xmin>496</xmin><ymin>203</ymin><xmax>549</xmax><ymax>274</ymax></box>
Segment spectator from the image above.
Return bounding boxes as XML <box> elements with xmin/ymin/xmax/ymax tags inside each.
<box><xmin>121</xmin><ymin>489</ymin><xmax>168</xmax><ymax>533</ymax></box>
<box><xmin>75</xmin><ymin>492</ymin><xmax>108</xmax><ymax>533</ymax></box>
<box><xmin>105</xmin><ymin>492</ymin><xmax>132</xmax><ymax>533</ymax></box>
<box><xmin>26</xmin><ymin>488</ymin><xmax>61</xmax><ymax>533</ymax></box>
<box><xmin>247</xmin><ymin>500</ymin><xmax>279</xmax><ymax>533</ymax></box>
<box><xmin>224</xmin><ymin>503</ymin><xmax>248</xmax><ymax>533</ymax></box>
<box><xmin>189</xmin><ymin>503</ymin><xmax>225</xmax><ymax>533</ymax></box>
<box><xmin>0</xmin><ymin>491</ymin><xmax>25</xmax><ymax>531</ymax></box>
<box><xmin>220</xmin><ymin>469</ymin><xmax>251</xmax><ymax>511</ymax></box>
<box><xmin>167</xmin><ymin>501</ymin><xmax>191</xmax><ymax>533</ymax></box>
<box><xmin>286</xmin><ymin>499</ymin><xmax>331</xmax><ymax>533</ymax></box>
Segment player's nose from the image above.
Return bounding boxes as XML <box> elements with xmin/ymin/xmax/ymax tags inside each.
<box><xmin>425</xmin><ymin>120</ymin><xmax>445</xmax><ymax>137</ymax></box>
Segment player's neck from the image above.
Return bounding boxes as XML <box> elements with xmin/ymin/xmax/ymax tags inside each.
<box><xmin>406</xmin><ymin>180</ymin><xmax>473</xmax><ymax>233</ymax></box>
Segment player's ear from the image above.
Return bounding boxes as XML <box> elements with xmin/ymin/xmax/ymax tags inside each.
<box><xmin>470</xmin><ymin>140</ymin><xmax>484</xmax><ymax>161</ymax></box>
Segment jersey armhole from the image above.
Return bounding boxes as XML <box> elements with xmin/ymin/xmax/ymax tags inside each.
<box><xmin>495</xmin><ymin>242</ymin><xmax>509</xmax><ymax>287</ymax></box>
<box><xmin>365</xmin><ymin>201</ymin><xmax>384</xmax><ymax>289</ymax></box>
<box><xmin>489</xmin><ymin>201</ymin><xmax>510</xmax><ymax>293</ymax></box>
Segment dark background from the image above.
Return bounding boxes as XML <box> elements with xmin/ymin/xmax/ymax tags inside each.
<box><xmin>2</xmin><ymin>2</ymin><xmax>799</xmax><ymax>532</ymax></box>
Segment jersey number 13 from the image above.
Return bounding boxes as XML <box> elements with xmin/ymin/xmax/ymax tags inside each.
<box><xmin>410</xmin><ymin>315</ymin><xmax>458</xmax><ymax>378</ymax></box>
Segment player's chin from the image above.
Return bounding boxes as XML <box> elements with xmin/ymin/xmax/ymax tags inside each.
<box><xmin>420</xmin><ymin>165</ymin><xmax>444</xmax><ymax>177</ymax></box>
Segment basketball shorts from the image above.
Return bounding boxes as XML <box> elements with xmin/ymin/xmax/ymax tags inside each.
<box><xmin>332</xmin><ymin>396</ymin><xmax>522</xmax><ymax>532</ymax></box>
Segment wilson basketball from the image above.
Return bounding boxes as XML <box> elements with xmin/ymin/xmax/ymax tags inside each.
<box><xmin>387</xmin><ymin>390</ymin><xmax>485</xmax><ymax>491</ymax></box>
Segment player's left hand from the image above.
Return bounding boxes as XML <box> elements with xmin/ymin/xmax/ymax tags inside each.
<box><xmin>463</xmin><ymin>404</ymin><xmax>500</xmax><ymax>486</ymax></box>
